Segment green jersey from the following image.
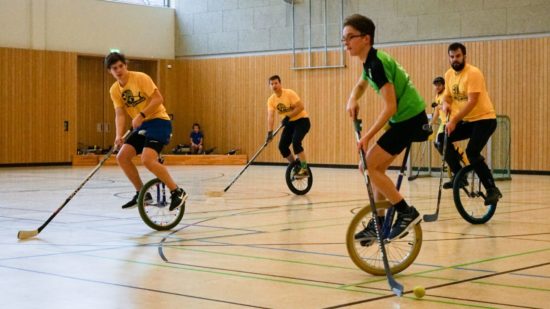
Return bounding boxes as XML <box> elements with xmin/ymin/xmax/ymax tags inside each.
<box><xmin>362</xmin><ymin>47</ymin><xmax>425</xmax><ymax>123</ymax></box>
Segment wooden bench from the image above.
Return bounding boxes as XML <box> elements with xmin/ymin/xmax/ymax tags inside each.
<box><xmin>72</xmin><ymin>154</ymin><xmax>247</xmax><ymax>166</ymax></box>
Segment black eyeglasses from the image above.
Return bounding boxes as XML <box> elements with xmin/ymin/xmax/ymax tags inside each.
<box><xmin>341</xmin><ymin>34</ymin><xmax>365</xmax><ymax>43</ymax></box>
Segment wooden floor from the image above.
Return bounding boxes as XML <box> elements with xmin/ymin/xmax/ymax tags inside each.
<box><xmin>1</xmin><ymin>165</ymin><xmax>549</xmax><ymax>308</ymax></box>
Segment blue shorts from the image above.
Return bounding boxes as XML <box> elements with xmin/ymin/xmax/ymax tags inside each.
<box><xmin>125</xmin><ymin>119</ymin><xmax>172</xmax><ymax>154</ymax></box>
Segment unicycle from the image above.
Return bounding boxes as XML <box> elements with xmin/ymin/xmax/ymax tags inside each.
<box><xmin>346</xmin><ymin>123</ymin><xmax>424</xmax><ymax>276</ymax></box>
<box><xmin>453</xmin><ymin>162</ymin><xmax>497</xmax><ymax>224</ymax></box>
<box><xmin>137</xmin><ymin>157</ymin><xmax>185</xmax><ymax>231</ymax></box>
<box><xmin>285</xmin><ymin>160</ymin><xmax>313</xmax><ymax>195</ymax></box>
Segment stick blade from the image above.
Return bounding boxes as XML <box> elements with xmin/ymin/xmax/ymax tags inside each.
<box><xmin>205</xmin><ymin>191</ymin><xmax>224</xmax><ymax>198</ymax></box>
<box><xmin>389</xmin><ymin>277</ymin><xmax>404</xmax><ymax>297</ymax></box>
<box><xmin>423</xmin><ymin>212</ymin><xmax>438</xmax><ymax>222</ymax></box>
<box><xmin>17</xmin><ymin>230</ymin><xmax>39</xmax><ymax>240</ymax></box>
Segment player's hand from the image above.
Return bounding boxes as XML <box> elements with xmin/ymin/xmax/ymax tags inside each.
<box><xmin>281</xmin><ymin>116</ymin><xmax>290</xmax><ymax>126</ymax></box>
<box><xmin>346</xmin><ymin>98</ymin><xmax>359</xmax><ymax>118</ymax></box>
<box><xmin>357</xmin><ymin>134</ymin><xmax>371</xmax><ymax>152</ymax></box>
<box><xmin>132</xmin><ymin>116</ymin><xmax>144</xmax><ymax>129</ymax></box>
<box><xmin>265</xmin><ymin>131</ymin><xmax>273</xmax><ymax>143</ymax></box>
<box><xmin>114</xmin><ymin>136</ymin><xmax>124</xmax><ymax>148</ymax></box>
<box><xmin>445</xmin><ymin>119</ymin><xmax>457</xmax><ymax>135</ymax></box>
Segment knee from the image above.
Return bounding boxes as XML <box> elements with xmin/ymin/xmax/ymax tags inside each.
<box><xmin>292</xmin><ymin>142</ymin><xmax>304</xmax><ymax>155</ymax></box>
<box><xmin>279</xmin><ymin>144</ymin><xmax>291</xmax><ymax>157</ymax></box>
<box><xmin>141</xmin><ymin>155</ymin><xmax>156</xmax><ymax>169</ymax></box>
<box><xmin>466</xmin><ymin>149</ymin><xmax>483</xmax><ymax>165</ymax></box>
<box><xmin>116</xmin><ymin>151</ymin><xmax>131</xmax><ymax>165</ymax></box>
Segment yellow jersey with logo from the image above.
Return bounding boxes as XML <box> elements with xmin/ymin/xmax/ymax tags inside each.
<box><xmin>443</xmin><ymin>64</ymin><xmax>496</xmax><ymax>122</ymax></box>
<box><xmin>267</xmin><ymin>88</ymin><xmax>308</xmax><ymax>121</ymax></box>
<box><xmin>110</xmin><ymin>71</ymin><xmax>170</xmax><ymax>121</ymax></box>
<box><xmin>435</xmin><ymin>92</ymin><xmax>459</xmax><ymax>134</ymax></box>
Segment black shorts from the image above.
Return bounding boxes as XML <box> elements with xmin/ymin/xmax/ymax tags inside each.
<box><xmin>377</xmin><ymin>111</ymin><xmax>430</xmax><ymax>155</ymax></box>
<box><xmin>125</xmin><ymin>119</ymin><xmax>172</xmax><ymax>154</ymax></box>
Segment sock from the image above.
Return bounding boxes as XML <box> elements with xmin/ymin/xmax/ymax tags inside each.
<box><xmin>376</xmin><ymin>215</ymin><xmax>385</xmax><ymax>226</ymax></box>
<box><xmin>393</xmin><ymin>199</ymin><xmax>409</xmax><ymax>213</ymax></box>
<box><xmin>300</xmin><ymin>160</ymin><xmax>307</xmax><ymax>168</ymax></box>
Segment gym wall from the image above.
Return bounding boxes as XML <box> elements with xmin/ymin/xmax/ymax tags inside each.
<box><xmin>170</xmin><ymin>37</ymin><xmax>550</xmax><ymax>171</ymax></box>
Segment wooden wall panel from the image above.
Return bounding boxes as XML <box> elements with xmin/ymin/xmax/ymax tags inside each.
<box><xmin>77</xmin><ymin>56</ymin><xmax>104</xmax><ymax>149</ymax></box>
<box><xmin>168</xmin><ymin>37</ymin><xmax>550</xmax><ymax>171</ymax></box>
<box><xmin>0</xmin><ymin>48</ymin><xmax>76</xmax><ymax>164</ymax></box>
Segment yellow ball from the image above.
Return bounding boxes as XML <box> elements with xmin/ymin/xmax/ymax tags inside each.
<box><xmin>413</xmin><ymin>285</ymin><xmax>425</xmax><ymax>298</ymax></box>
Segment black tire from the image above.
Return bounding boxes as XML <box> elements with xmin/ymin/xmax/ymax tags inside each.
<box><xmin>138</xmin><ymin>178</ymin><xmax>185</xmax><ymax>231</ymax></box>
<box><xmin>453</xmin><ymin>164</ymin><xmax>497</xmax><ymax>224</ymax></box>
<box><xmin>285</xmin><ymin>161</ymin><xmax>313</xmax><ymax>195</ymax></box>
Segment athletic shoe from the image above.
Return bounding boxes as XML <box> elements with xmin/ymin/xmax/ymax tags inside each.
<box><xmin>122</xmin><ymin>192</ymin><xmax>152</xmax><ymax>209</ymax></box>
<box><xmin>389</xmin><ymin>206</ymin><xmax>421</xmax><ymax>240</ymax></box>
<box><xmin>484</xmin><ymin>187</ymin><xmax>502</xmax><ymax>205</ymax></box>
<box><xmin>354</xmin><ymin>218</ymin><xmax>378</xmax><ymax>246</ymax></box>
<box><xmin>169</xmin><ymin>187</ymin><xmax>188</xmax><ymax>211</ymax></box>
<box><xmin>443</xmin><ymin>175</ymin><xmax>468</xmax><ymax>189</ymax></box>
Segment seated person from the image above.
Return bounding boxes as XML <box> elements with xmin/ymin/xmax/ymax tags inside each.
<box><xmin>190</xmin><ymin>123</ymin><xmax>204</xmax><ymax>154</ymax></box>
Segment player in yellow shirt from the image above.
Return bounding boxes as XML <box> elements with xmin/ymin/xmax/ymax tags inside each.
<box><xmin>266</xmin><ymin>75</ymin><xmax>311</xmax><ymax>178</ymax></box>
<box><xmin>105</xmin><ymin>52</ymin><xmax>187</xmax><ymax>211</ymax></box>
<box><xmin>442</xmin><ymin>43</ymin><xmax>502</xmax><ymax>205</ymax></box>
<box><xmin>430</xmin><ymin>76</ymin><xmax>458</xmax><ymax>155</ymax></box>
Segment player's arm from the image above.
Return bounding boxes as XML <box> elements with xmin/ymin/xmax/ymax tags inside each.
<box><xmin>346</xmin><ymin>77</ymin><xmax>368</xmax><ymax>118</ymax></box>
<box><xmin>452</xmin><ymin>92</ymin><xmax>479</xmax><ymax>124</ymax></box>
<box><xmin>363</xmin><ymin>83</ymin><xmax>397</xmax><ymax>143</ymax></box>
<box><xmin>431</xmin><ymin>105</ymin><xmax>440</xmax><ymax>126</ymax></box>
<box><xmin>286</xmin><ymin>99</ymin><xmax>304</xmax><ymax>119</ymax></box>
<box><xmin>115</xmin><ymin>107</ymin><xmax>127</xmax><ymax>147</ymax></box>
<box><xmin>267</xmin><ymin>108</ymin><xmax>275</xmax><ymax>132</ymax></box>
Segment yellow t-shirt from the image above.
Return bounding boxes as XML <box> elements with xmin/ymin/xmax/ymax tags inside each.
<box><xmin>110</xmin><ymin>71</ymin><xmax>170</xmax><ymax>121</ymax></box>
<box><xmin>267</xmin><ymin>88</ymin><xmax>308</xmax><ymax>121</ymax></box>
<box><xmin>435</xmin><ymin>92</ymin><xmax>459</xmax><ymax>134</ymax></box>
<box><xmin>443</xmin><ymin>64</ymin><xmax>496</xmax><ymax>122</ymax></box>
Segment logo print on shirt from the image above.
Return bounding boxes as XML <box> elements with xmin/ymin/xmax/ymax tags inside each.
<box><xmin>122</xmin><ymin>90</ymin><xmax>146</xmax><ymax>107</ymax></box>
<box><xmin>368</xmin><ymin>68</ymin><xmax>372</xmax><ymax>79</ymax></box>
<box><xmin>452</xmin><ymin>84</ymin><xmax>468</xmax><ymax>101</ymax></box>
<box><xmin>276</xmin><ymin>103</ymin><xmax>291</xmax><ymax>113</ymax></box>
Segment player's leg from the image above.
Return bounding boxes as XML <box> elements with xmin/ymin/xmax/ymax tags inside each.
<box><xmin>443</xmin><ymin>121</ymin><xmax>471</xmax><ymax>189</ymax></box>
<box><xmin>141</xmin><ymin>120</ymin><xmax>188</xmax><ymax>210</ymax></box>
<box><xmin>279</xmin><ymin>124</ymin><xmax>295</xmax><ymax>163</ymax></box>
<box><xmin>291</xmin><ymin>118</ymin><xmax>311</xmax><ymax>177</ymax></box>
<box><xmin>354</xmin><ymin>153</ymin><xmax>394</xmax><ymax>243</ymax></box>
<box><xmin>117</xmin><ymin>131</ymin><xmax>145</xmax><ymax>209</ymax></box>
<box><xmin>466</xmin><ymin>119</ymin><xmax>501</xmax><ymax>205</ymax></box>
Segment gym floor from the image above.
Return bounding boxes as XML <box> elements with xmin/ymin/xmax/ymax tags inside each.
<box><xmin>1</xmin><ymin>165</ymin><xmax>549</xmax><ymax>308</ymax></box>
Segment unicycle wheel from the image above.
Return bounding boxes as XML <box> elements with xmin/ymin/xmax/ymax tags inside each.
<box><xmin>285</xmin><ymin>161</ymin><xmax>313</xmax><ymax>195</ymax></box>
<box><xmin>346</xmin><ymin>202</ymin><xmax>422</xmax><ymax>275</ymax></box>
<box><xmin>453</xmin><ymin>164</ymin><xmax>497</xmax><ymax>224</ymax></box>
<box><xmin>138</xmin><ymin>178</ymin><xmax>185</xmax><ymax>231</ymax></box>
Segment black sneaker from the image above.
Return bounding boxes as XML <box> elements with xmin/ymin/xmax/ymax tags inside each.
<box><xmin>389</xmin><ymin>206</ymin><xmax>421</xmax><ymax>240</ymax></box>
<box><xmin>122</xmin><ymin>192</ymin><xmax>152</xmax><ymax>209</ymax></box>
<box><xmin>169</xmin><ymin>187</ymin><xmax>188</xmax><ymax>211</ymax></box>
<box><xmin>443</xmin><ymin>176</ymin><xmax>468</xmax><ymax>189</ymax></box>
<box><xmin>122</xmin><ymin>192</ymin><xmax>139</xmax><ymax>209</ymax></box>
<box><xmin>354</xmin><ymin>218</ymin><xmax>378</xmax><ymax>247</ymax></box>
<box><xmin>484</xmin><ymin>187</ymin><xmax>502</xmax><ymax>205</ymax></box>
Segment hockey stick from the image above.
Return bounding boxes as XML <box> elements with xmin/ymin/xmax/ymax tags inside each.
<box><xmin>206</xmin><ymin>124</ymin><xmax>284</xmax><ymax>197</ymax></box>
<box><xmin>353</xmin><ymin>118</ymin><xmax>404</xmax><ymax>297</ymax></box>
<box><xmin>17</xmin><ymin>130</ymin><xmax>131</xmax><ymax>239</ymax></box>
<box><xmin>423</xmin><ymin>116</ymin><xmax>449</xmax><ymax>222</ymax></box>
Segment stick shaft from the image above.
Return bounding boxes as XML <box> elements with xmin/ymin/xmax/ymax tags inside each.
<box><xmin>223</xmin><ymin>125</ymin><xmax>283</xmax><ymax>192</ymax></box>
<box><xmin>35</xmin><ymin>130</ymin><xmax>130</xmax><ymax>234</ymax></box>
<box><xmin>353</xmin><ymin>118</ymin><xmax>403</xmax><ymax>296</ymax></box>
